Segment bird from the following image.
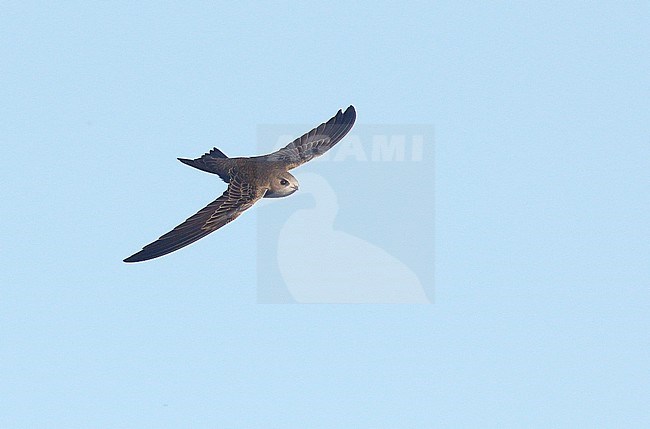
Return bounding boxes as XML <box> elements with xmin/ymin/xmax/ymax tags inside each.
<box><xmin>123</xmin><ymin>105</ymin><xmax>356</xmax><ymax>263</ymax></box>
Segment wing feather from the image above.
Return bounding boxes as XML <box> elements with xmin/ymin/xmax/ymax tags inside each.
<box><xmin>124</xmin><ymin>175</ymin><xmax>265</xmax><ymax>262</ymax></box>
<box><xmin>263</xmin><ymin>105</ymin><xmax>356</xmax><ymax>169</ymax></box>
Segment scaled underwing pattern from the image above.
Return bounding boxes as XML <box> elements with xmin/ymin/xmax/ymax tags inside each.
<box><xmin>124</xmin><ymin>106</ymin><xmax>356</xmax><ymax>263</ymax></box>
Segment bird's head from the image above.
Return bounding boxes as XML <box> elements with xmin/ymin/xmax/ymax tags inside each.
<box><xmin>265</xmin><ymin>172</ymin><xmax>299</xmax><ymax>198</ymax></box>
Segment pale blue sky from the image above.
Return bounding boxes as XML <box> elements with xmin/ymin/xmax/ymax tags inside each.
<box><xmin>2</xmin><ymin>1</ymin><xmax>650</xmax><ymax>427</ymax></box>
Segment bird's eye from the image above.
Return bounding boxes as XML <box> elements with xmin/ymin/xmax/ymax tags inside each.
<box><xmin>280</xmin><ymin>179</ymin><xmax>289</xmax><ymax>186</ymax></box>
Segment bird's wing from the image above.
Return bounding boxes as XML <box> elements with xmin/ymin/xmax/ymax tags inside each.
<box><xmin>124</xmin><ymin>174</ymin><xmax>266</xmax><ymax>263</ymax></box>
<box><xmin>262</xmin><ymin>105</ymin><xmax>356</xmax><ymax>170</ymax></box>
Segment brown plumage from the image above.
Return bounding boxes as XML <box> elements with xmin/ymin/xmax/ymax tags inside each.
<box><xmin>124</xmin><ymin>105</ymin><xmax>356</xmax><ymax>263</ymax></box>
